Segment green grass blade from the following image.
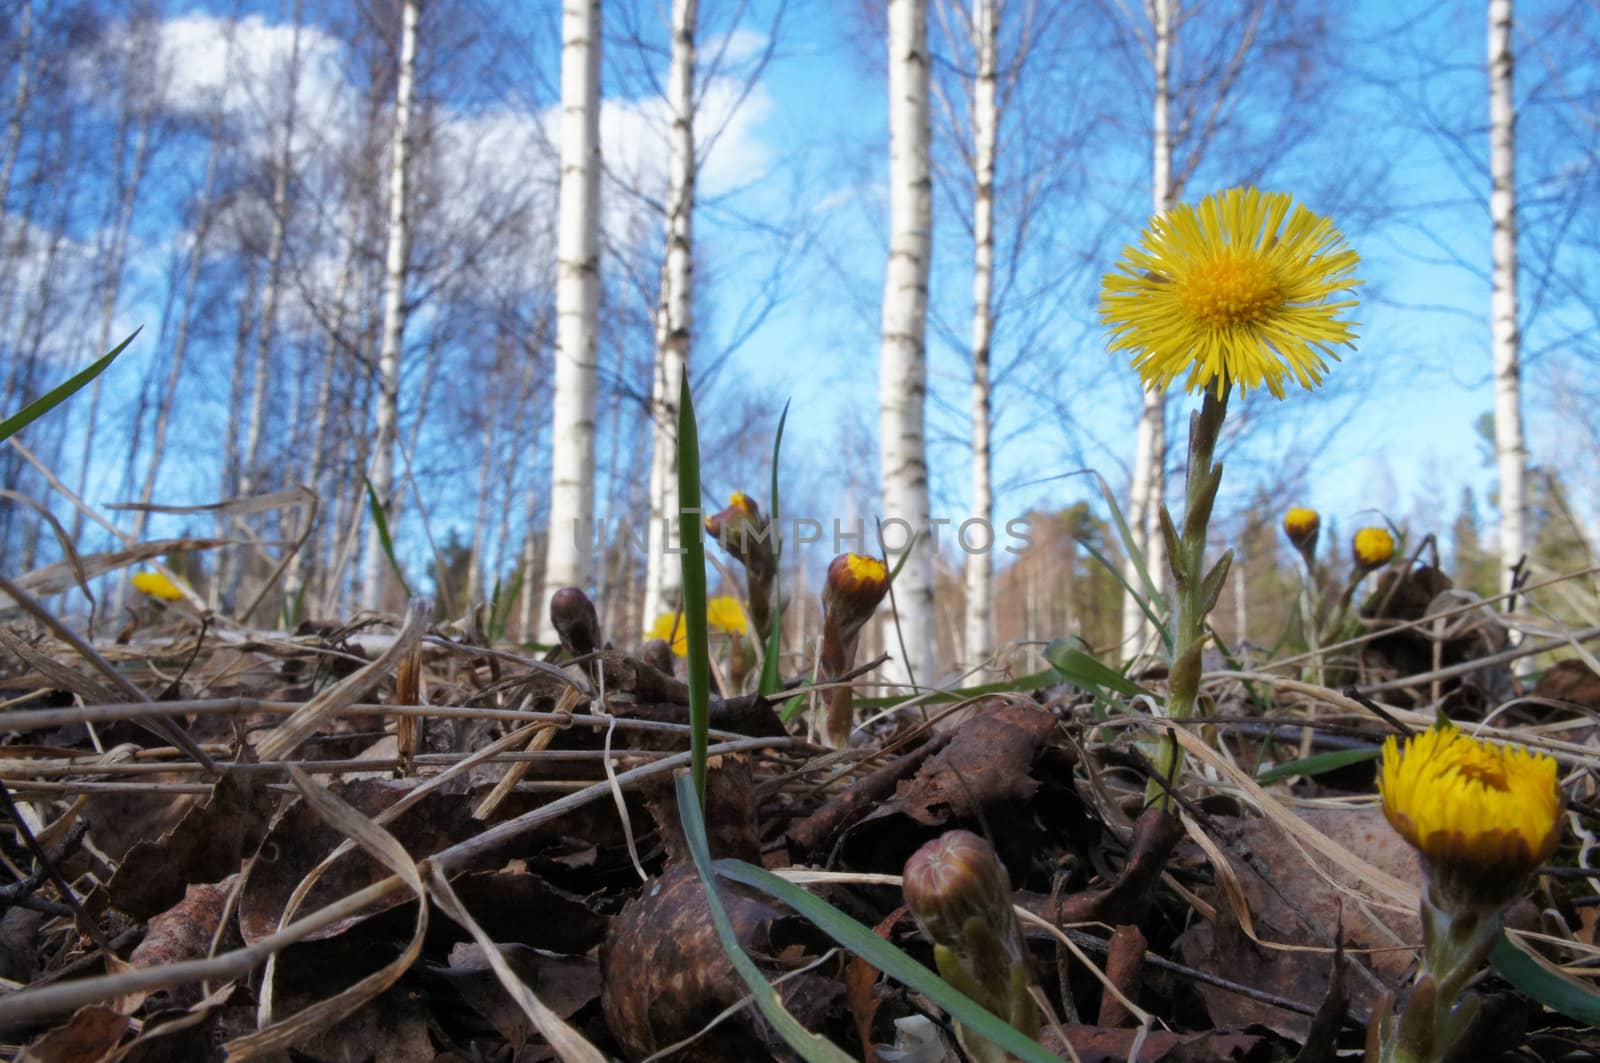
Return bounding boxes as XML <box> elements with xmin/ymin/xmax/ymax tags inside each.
<box><xmin>759</xmin><ymin>399</ymin><xmax>791</xmax><ymax>697</ymax></box>
<box><xmin>1092</xmin><ymin>472</ymin><xmax>1163</xmax><ymax>618</ymax></box>
<box><xmin>1491</xmin><ymin>930</ymin><xmax>1600</xmax><ymax>1025</ymax></box>
<box><xmin>1043</xmin><ymin>639</ymin><xmax>1152</xmax><ymax>699</ymax></box>
<box><xmin>0</xmin><ymin>328</ymin><xmax>141</xmax><ymax>444</ymax></box>
<box><xmin>675</xmin><ymin>775</ymin><xmax>856</xmax><ymax>1062</ymax></box>
<box><xmin>363</xmin><ymin>476</ymin><xmax>413</xmax><ymax>599</ymax></box>
<box><xmin>677</xmin><ymin>372</ymin><xmax>712</xmax><ymax>806</ymax></box>
<box><xmin>715</xmin><ymin>858</ymin><xmax>1059</xmax><ymax>1063</ymax></box>
<box><xmin>1254</xmin><ymin>747</ymin><xmax>1379</xmax><ymax>786</ymax></box>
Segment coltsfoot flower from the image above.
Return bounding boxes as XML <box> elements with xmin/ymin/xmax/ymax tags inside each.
<box><xmin>1353</xmin><ymin>526</ymin><xmax>1396</xmax><ymax>569</ymax></box>
<box><xmin>645</xmin><ymin>596</ymin><xmax>748</xmax><ymax>656</ymax></box>
<box><xmin>1100</xmin><ymin>186</ymin><xmax>1361</xmax><ymax>398</ymax></box>
<box><xmin>131</xmin><ymin>571</ymin><xmax>185</xmax><ymax>602</ymax></box>
<box><xmin>1283</xmin><ymin>507</ymin><xmax>1320</xmax><ymax>554</ymax></box>
<box><xmin>1380</xmin><ymin>722</ymin><xmax>1561</xmax><ymax>910</ymax></box>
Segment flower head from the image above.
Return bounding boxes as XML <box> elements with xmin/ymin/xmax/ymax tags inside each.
<box><xmin>1283</xmin><ymin>507</ymin><xmax>1320</xmax><ymax>554</ymax></box>
<box><xmin>903</xmin><ymin>831</ymin><xmax>1020</xmax><ymax>954</ymax></box>
<box><xmin>822</xmin><ymin>553</ymin><xmax>890</xmax><ymax>642</ymax></box>
<box><xmin>1380</xmin><ymin>722</ymin><xmax>1562</xmax><ymax>909</ymax></box>
<box><xmin>645</xmin><ymin>596</ymin><xmax>748</xmax><ymax>656</ymax></box>
<box><xmin>131</xmin><ymin>571</ymin><xmax>185</xmax><ymax>602</ymax></box>
<box><xmin>706</xmin><ymin>492</ymin><xmax>769</xmax><ymax>562</ymax></box>
<box><xmin>1099</xmin><ymin>187</ymin><xmax>1361</xmax><ymax>399</ymax></box>
<box><xmin>1352</xmin><ymin>526</ymin><xmax>1395</xmax><ymax>569</ymax></box>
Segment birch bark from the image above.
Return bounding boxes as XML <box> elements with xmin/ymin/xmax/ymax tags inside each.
<box><xmin>359</xmin><ymin>0</ymin><xmax>419</xmax><ymax>612</ymax></box>
<box><xmin>1488</xmin><ymin>0</ymin><xmax>1525</xmax><ymax>592</ymax></box>
<box><xmin>541</xmin><ymin>0</ymin><xmax>604</xmax><ymax>639</ymax></box>
<box><xmin>963</xmin><ymin>0</ymin><xmax>998</xmax><ymax>678</ymax></box>
<box><xmin>641</xmin><ymin>0</ymin><xmax>699</xmax><ymax>629</ymax></box>
<box><xmin>880</xmin><ymin>0</ymin><xmax>937</xmax><ymax>687</ymax></box>
<box><xmin>1122</xmin><ymin>0</ymin><xmax>1177</xmax><ymax>657</ymax></box>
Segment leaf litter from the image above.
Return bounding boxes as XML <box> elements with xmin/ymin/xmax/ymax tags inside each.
<box><xmin>0</xmin><ymin>562</ymin><xmax>1598</xmax><ymax>1061</ymax></box>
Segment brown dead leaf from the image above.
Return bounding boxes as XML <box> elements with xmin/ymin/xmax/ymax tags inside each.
<box><xmin>128</xmin><ymin>879</ymin><xmax>235</xmax><ymax>1010</ymax></box>
<box><xmin>17</xmin><ymin>1004</ymin><xmax>128</xmax><ymax>1063</ymax></box>
<box><xmin>448</xmin><ymin>864</ymin><xmax>607</xmax><ymax>954</ymax></box>
<box><xmin>1044</xmin><ymin>1024</ymin><xmax>1266</xmax><ymax>1062</ymax></box>
<box><xmin>442</xmin><ymin>943</ymin><xmax>600</xmax><ymax>1047</ymax></box>
<box><xmin>110</xmin><ymin>775</ymin><xmax>269</xmax><ymax>919</ymax></box>
<box><xmin>291</xmin><ymin>989</ymin><xmax>436</xmax><ymax>1063</ymax></box>
<box><xmin>840</xmin><ymin>701</ymin><xmax>1077</xmax><ymax>875</ymax></box>
<box><xmin>237</xmin><ymin>778</ymin><xmax>477</xmax><ymax>945</ymax></box>
<box><xmin>1176</xmin><ymin>806</ymin><xmax>1420</xmax><ymax>1040</ymax></box>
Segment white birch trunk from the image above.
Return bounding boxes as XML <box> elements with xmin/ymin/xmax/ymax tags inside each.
<box><xmin>239</xmin><ymin>6</ymin><xmax>302</xmax><ymax>510</ymax></box>
<box><xmin>360</xmin><ymin>0</ymin><xmax>418</xmax><ymax>612</ymax></box>
<box><xmin>0</xmin><ymin>0</ymin><xmax>32</xmax><ymax>258</ymax></box>
<box><xmin>641</xmin><ymin>0</ymin><xmax>699</xmax><ymax>630</ymax></box>
<box><xmin>1488</xmin><ymin>0</ymin><xmax>1525</xmax><ymax>593</ymax></box>
<box><xmin>963</xmin><ymin>0</ymin><xmax>998</xmax><ymax>678</ymax></box>
<box><xmin>880</xmin><ymin>0</ymin><xmax>938</xmax><ymax>688</ymax></box>
<box><xmin>540</xmin><ymin>0</ymin><xmax>604</xmax><ymax>640</ymax></box>
<box><xmin>1122</xmin><ymin>0</ymin><xmax>1176</xmax><ymax>657</ymax></box>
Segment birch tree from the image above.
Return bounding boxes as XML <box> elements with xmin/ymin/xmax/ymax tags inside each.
<box><xmin>880</xmin><ymin>0</ymin><xmax>938</xmax><ymax>687</ymax></box>
<box><xmin>1488</xmin><ymin>0</ymin><xmax>1525</xmax><ymax>593</ymax></box>
<box><xmin>962</xmin><ymin>0</ymin><xmax>998</xmax><ymax>676</ymax></box>
<box><xmin>359</xmin><ymin>0</ymin><xmax>420</xmax><ymax>612</ymax></box>
<box><xmin>640</xmin><ymin>0</ymin><xmax>700</xmax><ymax>628</ymax></box>
<box><xmin>541</xmin><ymin>0</ymin><xmax>604</xmax><ymax>640</ymax></box>
<box><xmin>1122</xmin><ymin>0</ymin><xmax>1176</xmax><ymax>655</ymax></box>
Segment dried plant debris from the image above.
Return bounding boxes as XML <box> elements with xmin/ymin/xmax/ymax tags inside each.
<box><xmin>0</xmin><ymin>578</ymin><xmax>1597</xmax><ymax>1063</ymax></box>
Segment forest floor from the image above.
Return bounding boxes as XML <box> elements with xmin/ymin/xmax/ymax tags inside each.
<box><xmin>1</xmin><ymin>561</ymin><xmax>1599</xmax><ymax>1062</ymax></box>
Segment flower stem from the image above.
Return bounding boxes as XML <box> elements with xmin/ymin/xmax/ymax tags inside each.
<box><xmin>1378</xmin><ymin>893</ymin><xmax>1501</xmax><ymax>1063</ymax></box>
<box><xmin>1147</xmin><ymin>383</ymin><xmax>1231</xmax><ymax>808</ymax></box>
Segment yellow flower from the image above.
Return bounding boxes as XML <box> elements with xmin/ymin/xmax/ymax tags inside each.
<box><xmin>1352</xmin><ymin>526</ymin><xmax>1395</xmax><ymax>569</ymax></box>
<box><xmin>706</xmin><ymin>596</ymin><xmax>749</xmax><ymax>636</ymax></box>
<box><xmin>1380</xmin><ymin>722</ymin><xmax>1561</xmax><ymax>909</ymax></box>
<box><xmin>1099</xmin><ymin>187</ymin><xmax>1361</xmax><ymax>399</ymax></box>
<box><xmin>1282</xmin><ymin>507</ymin><xmax>1320</xmax><ymax>552</ymax></box>
<box><xmin>131</xmin><ymin>571</ymin><xmax>185</xmax><ymax>602</ymax></box>
<box><xmin>644</xmin><ymin>596</ymin><xmax>748</xmax><ymax>657</ymax></box>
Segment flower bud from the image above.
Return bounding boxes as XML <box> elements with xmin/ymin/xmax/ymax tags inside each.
<box><xmin>1283</xmin><ymin>507</ymin><xmax>1320</xmax><ymax>556</ymax></box>
<box><xmin>549</xmin><ymin>587</ymin><xmax>601</xmax><ymax>657</ymax></box>
<box><xmin>640</xmin><ymin>637</ymin><xmax>675</xmax><ymax>676</ymax></box>
<box><xmin>705</xmin><ymin>492</ymin><xmax>768</xmax><ymax>563</ymax></box>
<box><xmin>822</xmin><ymin>553</ymin><xmax>889</xmax><ymax>642</ymax></box>
<box><xmin>903</xmin><ymin>831</ymin><xmax>1037</xmax><ymax>1053</ymax></box>
<box><xmin>1352</xmin><ymin>526</ymin><xmax>1395</xmax><ymax>570</ymax></box>
<box><xmin>131</xmin><ymin>571</ymin><xmax>185</xmax><ymax>602</ymax></box>
<box><xmin>902</xmin><ymin>830</ymin><xmax>1020</xmax><ymax>956</ymax></box>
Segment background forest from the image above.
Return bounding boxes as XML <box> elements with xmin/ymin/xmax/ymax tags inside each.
<box><xmin>1</xmin><ymin>0</ymin><xmax>1597</xmax><ymax>679</ymax></box>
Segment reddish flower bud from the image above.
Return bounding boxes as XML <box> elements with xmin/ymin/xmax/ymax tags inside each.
<box><xmin>549</xmin><ymin>587</ymin><xmax>601</xmax><ymax>657</ymax></box>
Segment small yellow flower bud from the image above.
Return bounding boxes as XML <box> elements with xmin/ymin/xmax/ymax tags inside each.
<box><xmin>1352</xmin><ymin>526</ymin><xmax>1395</xmax><ymax>569</ymax></box>
<box><xmin>1283</xmin><ymin>507</ymin><xmax>1320</xmax><ymax>554</ymax></box>
<box><xmin>131</xmin><ymin>571</ymin><xmax>185</xmax><ymax>602</ymax></box>
<box><xmin>822</xmin><ymin>553</ymin><xmax>889</xmax><ymax>640</ymax></box>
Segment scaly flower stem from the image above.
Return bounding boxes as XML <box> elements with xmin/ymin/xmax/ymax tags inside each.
<box><xmin>1379</xmin><ymin>892</ymin><xmax>1500</xmax><ymax>1063</ymax></box>
<box><xmin>1148</xmin><ymin>383</ymin><xmax>1233</xmax><ymax>808</ymax></box>
<box><xmin>1295</xmin><ymin>555</ymin><xmax>1326</xmax><ymax>687</ymax></box>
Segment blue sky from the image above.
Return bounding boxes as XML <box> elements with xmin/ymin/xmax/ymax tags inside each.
<box><xmin>12</xmin><ymin>0</ymin><xmax>1596</xmax><ymax>593</ymax></box>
